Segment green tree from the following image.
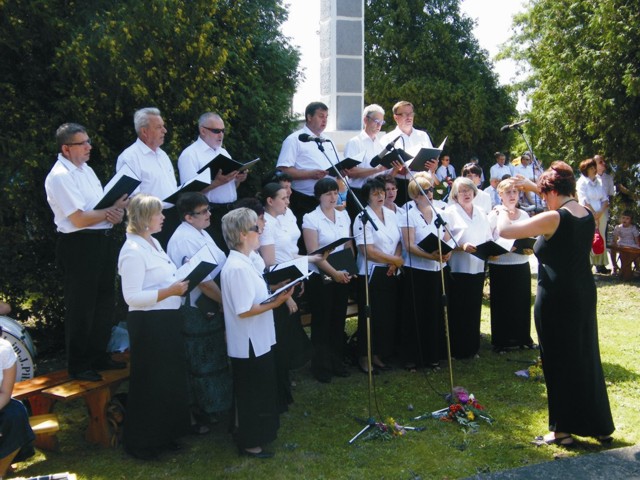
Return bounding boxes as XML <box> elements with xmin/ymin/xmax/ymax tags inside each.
<box><xmin>503</xmin><ymin>0</ymin><xmax>640</xmax><ymax>170</ymax></box>
<box><xmin>0</xmin><ymin>0</ymin><xmax>299</xmax><ymax>332</ymax></box>
<box><xmin>364</xmin><ymin>0</ymin><xmax>517</xmax><ymax>168</ymax></box>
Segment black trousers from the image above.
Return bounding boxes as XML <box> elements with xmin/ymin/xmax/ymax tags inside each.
<box><xmin>56</xmin><ymin>230</ymin><xmax>118</xmax><ymax>374</ymax></box>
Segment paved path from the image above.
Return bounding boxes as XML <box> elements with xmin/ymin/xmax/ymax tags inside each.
<box><xmin>464</xmin><ymin>444</ymin><xmax>640</xmax><ymax>479</ymax></box>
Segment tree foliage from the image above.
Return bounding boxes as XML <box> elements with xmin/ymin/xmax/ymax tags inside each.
<box><xmin>364</xmin><ymin>0</ymin><xmax>517</xmax><ymax>167</ymax></box>
<box><xmin>504</xmin><ymin>0</ymin><xmax>640</xmax><ymax>170</ymax></box>
<box><xmin>0</xmin><ymin>0</ymin><xmax>299</xmax><ymax>330</ymax></box>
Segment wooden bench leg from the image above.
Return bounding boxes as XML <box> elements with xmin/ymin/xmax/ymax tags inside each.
<box><xmin>27</xmin><ymin>395</ymin><xmax>57</xmax><ymax>416</ymax></box>
<box><xmin>33</xmin><ymin>433</ymin><xmax>60</xmax><ymax>451</ymax></box>
<box><xmin>83</xmin><ymin>388</ymin><xmax>112</xmax><ymax>447</ymax></box>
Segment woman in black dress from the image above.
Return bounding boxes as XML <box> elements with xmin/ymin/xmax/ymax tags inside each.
<box><xmin>497</xmin><ymin>162</ymin><xmax>615</xmax><ymax>446</ymax></box>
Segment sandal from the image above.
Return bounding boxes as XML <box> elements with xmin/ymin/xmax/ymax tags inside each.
<box><xmin>596</xmin><ymin>435</ymin><xmax>613</xmax><ymax>444</ymax></box>
<box><xmin>532</xmin><ymin>433</ymin><xmax>574</xmax><ymax>446</ymax></box>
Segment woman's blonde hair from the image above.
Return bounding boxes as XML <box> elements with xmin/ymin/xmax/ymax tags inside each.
<box><xmin>126</xmin><ymin>194</ymin><xmax>163</xmax><ymax>235</ymax></box>
<box><xmin>407</xmin><ymin>172</ymin><xmax>433</xmax><ymax>199</ymax></box>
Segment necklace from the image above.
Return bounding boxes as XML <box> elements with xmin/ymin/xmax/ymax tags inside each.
<box><xmin>558</xmin><ymin>198</ymin><xmax>576</xmax><ymax>209</ymax></box>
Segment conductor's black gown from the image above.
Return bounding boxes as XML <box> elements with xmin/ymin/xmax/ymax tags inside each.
<box><xmin>534</xmin><ymin>208</ymin><xmax>614</xmax><ymax>436</ymax></box>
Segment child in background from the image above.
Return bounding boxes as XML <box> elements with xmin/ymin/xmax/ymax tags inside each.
<box><xmin>610</xmin><ymin>210</ymin><xmax>640</xmax><ymax>275</ymax></box>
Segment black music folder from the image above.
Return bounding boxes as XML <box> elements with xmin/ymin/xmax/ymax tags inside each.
<box><xmin>406</xmin><ymin>137</ymin><xmax>447</xmax><ymax>171</ymax></box>
<box><xmin>369</xmin><ymin>148</ymin><xmax>413</xmax><ymax>169</ymax></box>
<box><xmin>164</xmin><ymin>170</ymin><xmax>210</xmax><ymax>205</ymax></box>
<box><xmin>326</xmin><ymin>248</ymin><xmax>357</xmax><ymax>275</ymax></box>
<box><xmin>513</xmin><ymin>237</ymin><xmax>536</xmax><ymax>254</ymax></box>
<box><xmin>470</xmin><ymin>240</ymin><xmax>510</xmax><ymax>261</ymax></box>
<box><xmin>261</xmin><ymin>272</ymin><xmax>311</xmax><ymax>304</ymax></box>
<box><xmin>196</xmin><ymin>153</ymin><xmax>260</xmax><ymax>177</ymax></box>
<box><xmin>308</xmin><ymin>237</ymin><xmax>354</xmax><ymax>256</ymax></box>
<box><xmin>263</xmin><ymin>257</ymin><xmax>308</xmax><ymax>286</ymax></box>
<box><xmin>94</xmin><ymin>166</ymin><xmax>140</xmax><ymax>210</ymax></box>
<box><xmin>417</xmin><ymin>233</ymin><xmax>454</xmax><ymax>255</ymax></box>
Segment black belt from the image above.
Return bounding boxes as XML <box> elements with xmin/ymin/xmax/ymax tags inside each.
<box><xmin>62</xmin><ymin>229</ymin><xmax>112</xmax><ymax>236</ymax></box>
<box><xmin>209</xmin><ymin>202</ymin><xmax>235</xmax><ymax>211</ymax></box>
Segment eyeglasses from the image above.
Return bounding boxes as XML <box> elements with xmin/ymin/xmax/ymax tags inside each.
<box><xmin>190</xmin><ymin>207</ymin><xmax>211</xmax><ymax>216</ymax></box>
<box><xmin>202</xmin><ymin>126</ymin><xmax>225</xmax><ymax>134</ymax></box>
<box><xmin>395</xmin><ymin>111</ymin><xmax>414</xmax><ymax>117</ymax></box>
<box><xmin>66</xmin><ymin>139</ymin><xmax>92</xmax><ymax>147</ymax></box>
<box><xmin>366</xmin><ymin>116</ymin><xmax>386</xmax><ymax>126</ymax></box>
<box><xmin>248</xmin><ymin>225</ymin><xmax>260</xmax><ymax>233</ymax></box>
<box><xmin>418</xmin><ymin>187</ymin><xmax>434</xmax><ymax>195</ymax></box>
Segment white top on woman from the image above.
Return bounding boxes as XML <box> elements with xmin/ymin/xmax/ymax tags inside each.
<box><xmin>118</xmin><ymin>233</ymin><xmax>181</xmax><ymax>311</ymax></box>
<box><xmin>402</xmin><ymin>206</ymin><xmax>450</xmax><ymax>272</ymax></box>
<box><xmin>445</xmin><ymin>203</ymin><xmax>492</xmax><ymax>274</ymax></box>
<box><xmin>302</xmin><ymin>206</ymin><xmax>351</xmax><ymax>274</ymax></box>
<box><xmin>221</xmin><ymin>250</ymin><xmax>276</xmax><ymax>359</ymax></box>
<box><xmin>487</xmin><ymin>208</ymin><xmax>531</xmax><ymax>266</ymax></box>
<box><xmin>260</xmin><ymin>210</ymin><xmax>300</xmax><ymax>264</ymax></box>
<box><xmin>353</xmin><ymin>205</ymin><xmax>401</xmax><ymax>276</ymax></box>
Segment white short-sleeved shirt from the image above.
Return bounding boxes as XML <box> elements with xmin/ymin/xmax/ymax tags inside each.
<box><xmin>353</xmin><ymin>205</ymin><xmax>401</xmax><ymax>276</ymax></box>
<box><xmin>44</xmin><ymin>154</ymin><xmax>112</xmax><ymax>233</ymax></box>
<box><xmin>343</xmin><ymin>130</ymin><xmax>386</xmax><ymax>189</ymax></box>
<box><xmin>487</xmin><ymin>208</ymin><xmax>530</xmax><ymax>266</ymax></box>
<box><xmin>302</xmin><ymin>206</ymin><xmax>351</xmax><ymax>273</ymax></box>
<box><xmin>445</xmin><ymin>202</ymin><xmax>492</xmax><ymax>274</ymax></box>
<box><xmin>489</xmin><ymin>163</ymin><xmax>514</xmax><ymax>181</ymax></box>
<box><xmin>598</xmin><ymin>172</ymin><xmax>615</xmax><ymax>197</ymax></box>
<box><xmin>221</xmin><ymin>250</ymin><xmax>275</xmax><ymax>359</ymax></box>
<box><xmin>0</xmin><ymin>338</ymin><xmax>17</xmax><ymax>385</ymax></box>
<box><xmin>167</xmin><ymin>222</ymin><xmax>227</xmax><ymax>306</ymax></box>
<box><xmin>118</xmin><ymin>233</ymin><xmax>181</xmax><ymax>311</ymax></box>
<box><xmin>576</xmin><ymin>176</ymin><xmax>608</xmax><ymax>212</ymax></box>
<box><xmin>260</xmin><ymin>210</ymin><xmax>301</xmax><ymax>264</ymax></box>
<box><xmin>276</xmin><ymin>126</ymin><xmax>334</xmax><ymax>196</ymax></box>
<box><xmin>116</xmin><ymin>138</ymin><xmax>178</xmax><ymax>207</ymax></box>
<box><xmin>513</xmin><ymin>164</ymin><xmax>535</xmax><ymax>181</ymax></box>
<box><xmin>403</xmin><ymin>206</ymin><xmax>450</xmax><ymax>271</ymax></box>
<box><xmin>380</xmin><ymin>126</ymin><xmax>433</xmax><ymax>152</ymax></box>
<box><xmin>613</xmin><ymin>224</ymin><xmax>640</xmax><ymax>248</ymax></box>
<box><xmin>177</xmin><ymin>137</ymin><xmax>236</xmax><ymax>203</ymax></box>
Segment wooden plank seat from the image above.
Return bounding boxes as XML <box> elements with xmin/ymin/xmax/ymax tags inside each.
<box><xmin>41</xmin><ymin>366</ymin><xmax>130</xmax><ymax>448</ymax></box>
<box><xmin>27</xmin><ymin>413</ymin><xmax>60</xmax><ymax>451</ymax></box>
<box><xmin>609</xmin><ymin>245</ymin><xmax>640</xmax><ymax>281</ymax></box>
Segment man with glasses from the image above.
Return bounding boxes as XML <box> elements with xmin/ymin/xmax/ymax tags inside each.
<box><xmin>45</xmin><ymin>123</ymin><xmax>129</xmax><ymax>381</ymax></box>
<box><xmin>178</xmin><ymin>112</ymin><xmax>247</xmax><ymax>253</ymax></box>
<box><xmin>116</xmin><ymin>107</ymin><xmax>179</xmax><ymax>247</ymax></box>
<box><xmin>343</xmin><ymin>104</ymin><xmax>390</xmax><ymax>220</ymax></box>
<box><xmin>380</xmin><ymin>100</ymin><xmax>439</xmax><ymax>203</ymax></box>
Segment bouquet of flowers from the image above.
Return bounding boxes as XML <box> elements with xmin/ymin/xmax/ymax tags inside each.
<box><xmin>434</xmin><ymin>386</ymin><xmax>493</xmax><ymax>432</ymax></box>
<box><xmin>515</xmin><ymin>357</ymin><xmax>544</xmax><ymax>382</ymax></box>
<box><xmin>360</xmin><ymin>417</ymin><xmax>407</xmax><ymax>441</ymax></box>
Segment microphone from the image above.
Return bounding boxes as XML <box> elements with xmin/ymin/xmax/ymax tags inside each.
<box><xmin>500</xmin><ymin>119</ymin><xmax>530</xmax><ymax>132</ymax></box>
<box><xmin>371</xmin><ymin>141</ymin><xmax>396</xmax><ymax>164</ymax></box>
<box><xmin>298</xmin><ymin>133</ymin><xmax>330</xmax><ymax>143</ymax></box>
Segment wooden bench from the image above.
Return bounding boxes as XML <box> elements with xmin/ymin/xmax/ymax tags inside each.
<box><xmin>13</xmin><ymin>355</ymin><xmax>130</xmax><ymax>449</ymax></box>
<box><xmin>28</xmin><ymin>414</ymin><xmax>60</xmax><ymax>451</ymax></box>
<box><xmin>41</xmin><ymin>366</ymin><xmax>130</xmax><ymax>448</ymax></box>
<box><xmin>609</xmin><ymin>245</ymin><xmax>640</xmax><ymax>281</ymax></box>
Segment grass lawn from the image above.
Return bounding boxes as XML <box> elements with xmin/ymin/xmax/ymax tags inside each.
<box><xmin>14</xmin><ymin>276</ymin><xmax>640</xmax><ymax>479</ymax></box>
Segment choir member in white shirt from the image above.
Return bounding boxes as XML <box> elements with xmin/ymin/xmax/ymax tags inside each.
<box><xmin>302</xmin><ymin>178</ymin><xmax>355</xmax><ymax>383</ymax></box>
<box><xmin>487</xmin><ymin>179</ymin><xmax>535</xmax><ymax>352</ymax></box>
<box><xmin>455</xmin><ymin>163</ymin><xmax>492</xmax><ymax>214</ymax></box>
<box><xmin>353</xmin><ymin>178</ymin><xmax>404</xmax><ymax>374</ymax></box>
<box><xmin>177</xmin><ymin>112</ymin><xmax>247</xmax><ymax>252</ymax></box>
<box><xmin>576</xmin><ymin>158</ymin><xmax>610</xmax><ymax>273</ymax></box>
<box><xmin>489</xmin><ymin>151</ymin><xmax>514</xmax><ymax>181</ymax></box>
<box><xmin>116</xmin><ymin>108</ymin><xmax>179</xmax><ymax>248</ymax></box>
<box><xmin>343</xmin><ymin>104</ymin><xmax>390</xmax><ymax>219</ymax></box>
<box><xmin>445</xmin><ymin>178</ymin><xmax>492</xmax><ymax>359</ymax></box>
<box><xmin>220</xmin><ymin>208</ymin><xmax>293</xmax><ymax>459</ymax></box>
<box><xmin>118</xmin><ymin>194</ymin><xmax>190</xmax><ymax>460</ymax></box>
<box><xmin>167</xmin><ymin>192</ymin><xmax>230</xmax><ymax>420</ymax></box>
<box><xmin>400</xmin><ymin>173</ymin><xmax>452</xmax><ymax>370</ymax></box>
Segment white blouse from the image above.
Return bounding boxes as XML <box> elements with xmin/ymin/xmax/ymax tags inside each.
<box><xmin>260</xmin><ymin>210</ymin><xmax>301</xmax><ymax>264</ymax></box>
<box><xmin>302</xmin><ymin>206</ymin><xmax>351</xmax><ymax>274</ymax></box>
<box><xmin>0</xmin><ymin>338</ymin><xmax>17</xmax><ymax>385</ymax></box>
<box><xmin>221</xmin><ymin>250</ymin><xmax>276</xmax><ymax>359</ymax></box>
<box><xmin>167</xmin><ymin>222</ymin><xmax>227</xmax><ymax>306</ymax></box>
<box><xmin>445</xmin><ymin>203</ymin><xmax>492</xmax><ymax>274</ymax></box>
<box><xmin>118</xmin><ymin>233</ymin><xmax>181</xmax><ymax>311</ymax></box>
<box><xmin>403</xmin><ymin>206</ymin><xmax>450</xmax><ymax>272</ymax></box>
<box><xmin>487</xmin><ymin>209</ymin><xmax>530</xmax><ymax>266</ymax></box>
<box><xmin>353</xmin><ymin>205</ymin><xmax>401</xmax><ymax>276</ymax></box>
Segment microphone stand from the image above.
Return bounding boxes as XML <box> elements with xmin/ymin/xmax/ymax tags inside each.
<box><xmin>514</xmin><ymin>126</ymin><xmax>543</xmax><ymax>213</ymax></box>
<box><xmin>306</xmin><ymin>139</ymin><xmax>380</xmax><ymax>443</ymax></box>
<box><xmin>390</xmin><ymin>151</ymin><xmax>459</xmax><ymax>405</ymax></box>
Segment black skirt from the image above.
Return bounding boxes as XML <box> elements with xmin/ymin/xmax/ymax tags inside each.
<box><xmin>230</xmin><ymin>348</ymin><xmax>279</xmax><ymax>449</ymax></box>
<box><xmin>0</xmin><ymin>399</ymin><xmax>35</xmax><ymax>462</ymax></box>
<box><xmin>124</xmin><ymin>309</ymin><xmax>190</xmax><ymax>450</ymax></box>
<box><xmin>448</xmin><ymin>271</ymin><xmax>485</xmax><ymax>359</ymax></box>
<box><xmin>489</xmin><ymin>262</ymin><xmax>533</xmax><ymax>349</ymax></box>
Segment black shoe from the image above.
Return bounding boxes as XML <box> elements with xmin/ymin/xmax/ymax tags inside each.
<box><xmin>595</xmin><ymin>265</ymin><xmax>611</xmax><ymax>274</ymax></box>
<box><xmin>70</xmin><ymin>370</ymin><xmax>103</xmax><ymax>382</ymax></box>
<box><xmin>125</xmin><ymin>446</ymin><xmax>160</xmax><ymax>460</ymax></box>
<box><xmin>94</xmin><ymin>358</ymin><xmax>127</xmax><ymax>370</ymax></box>
<box><xmin>238</xmin><ymin>447</ymin><xmax>274</xmax><ymax>459</ymax></box>
<box><xmin>332</xmin><ymin>367</ymin><xmax>350</xmax><ymax>378</ymax></box>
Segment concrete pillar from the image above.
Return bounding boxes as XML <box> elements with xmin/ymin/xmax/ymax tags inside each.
<box><xmin>320</xmin><ymin>0</ymin><xmax>364</xmax><ymax>147</ymax></box>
